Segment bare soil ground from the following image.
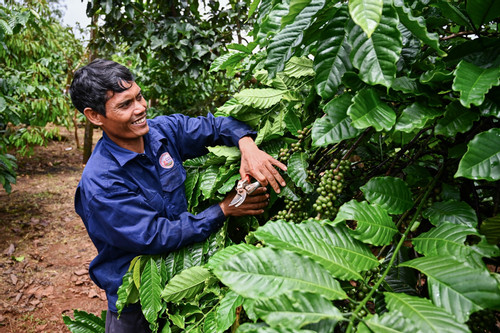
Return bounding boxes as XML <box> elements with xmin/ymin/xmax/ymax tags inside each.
<box><xmin>0</xmin><ymin>126</ymin><xmax>107</xmax><ymax>333</ymax></box>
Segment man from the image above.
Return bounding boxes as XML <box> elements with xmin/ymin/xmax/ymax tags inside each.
<box><xmin>69</xmin><ymin>59</ymin><xmax>287</xmax><ymax>332</ymax></box>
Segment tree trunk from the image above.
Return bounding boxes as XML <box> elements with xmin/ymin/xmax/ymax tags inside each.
<box><xmin>82</xmin><ymin>12</ymin><xmax>98</xmax><ymax>164</ymax></box>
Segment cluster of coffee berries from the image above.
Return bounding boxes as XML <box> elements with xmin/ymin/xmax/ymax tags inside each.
<box><xmin>312</xmin><ymin>159</ymin><xmax>350</xmax><ymax>219</ymax></box>
<box><xmin>274</xmin><ymin>197</ymin><xmax>310</xmax><ymax>223</ymax></box>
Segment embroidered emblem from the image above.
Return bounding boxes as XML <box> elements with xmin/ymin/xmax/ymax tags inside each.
<box><xmin>159</xmin><ymin>152</ymin><xmax>174</xmax><ymax>169</ymax></box>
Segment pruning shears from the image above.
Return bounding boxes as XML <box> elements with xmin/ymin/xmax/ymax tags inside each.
<box><xmin>229</xmin><ymin>175</ymin><xmax>261</xmax><ymax>207</ymax></box>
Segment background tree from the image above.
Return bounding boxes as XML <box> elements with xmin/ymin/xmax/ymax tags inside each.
<box><xmin>0</xmin><ymin>0</ymin><xmax>84</xmax><ymax>193</ymax></box>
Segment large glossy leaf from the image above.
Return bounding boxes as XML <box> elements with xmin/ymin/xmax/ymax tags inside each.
<box><xmin>313</xmin><ymin>6</ymin><xmax>351</xmax><ymax>100</ymax></box>
<box><xmin>395</xmin><ymin>102</ymin><xmax>443</xmax><ymax>133</ymax></box>
<box><xmin>199</xmin><ymin>165</ymin><xmax>219</xmax><ymax>200</ymax></box>
<box><xmin>452</xmin><ymin>61</ymin><xmax>500</xmax><ymax>108</ymax></box>
<box><xmin>287</xmin><ymin>152</ymin><xmax>314</xmax><ymax>193</ymax></box>
<box><xmin>311</xmin><ymin>93</ymin><xmax>360</xmax><ymax>147</ymax></box>
<box><xmin>281</xmin><ymin>0</ymin><xmax>312</xmax><ymax>28</ymax></box>
<box><xmin>348</xmin><ymin>0</ymin><xmax>383</xmax><ymax>38</ymax></box>
<box><xmin>412</xmin><ymin>223</ymin><xmax>495</xmax><ymax>259</ymax></box>
<box><xmin>161</xmin><ymin>266</ymin><xmax>213</xmax><ymax>302</ymax></box>
<box><xmin>257</xmin><ymin>2</ymin><xmax>289</xmax><ymax>41</ymax></box>
<box><xmin>265</xmin><ymin>0</ymin><xmax>326</xmax><ymax>77</ymax></box>
<box><xmin>213</xmin><ymin>247</ymin><xmax>347</xmax><ymax>300</ymax></box>
<box><xmin>284</xmin><ymin>56</ymin><xmax>315</xmax><ymax>78</ymax></box>
<box><xmin>384</xmin><ymin>292</ymin><xmax>470</xmax><ymax>332</ymax></box>
<box><xmin>480</xmin><ymin>215</ymin><xmax>500</xmax><ymax>245</ymax></box>
<box><xmin>116</xmin><ymin>271</ymin><xmax>139</xmax><ymax>314</ymax></box>
<box><xmin>348</xmin><ymin>2</ymin><xmax>402</xmax><ymax>87</ymax></box>
<box><xmin>423</xmin><ymin>200</ymin><xmax>477</xmax><ymax>228</ymax></box>
<box><xmin>300</xmin><ymin>221</ymin><xmax>379</xmax><ymax>272</ymax></box>
<box><xmin>206</xmin><ymin>243</ymin><xmax>256</xmax><ymax>270</ymax></box>
<box><xmin>139</xmin><ymin>258</ymin><xmax>162</xmax><ymax>326</ymax></box>
<box><xmin>455</xmin><ymin>128</ymin><xmax>500</xmax><ymax>181</ymax></box>
<box><xmin>400</xmin><ymin>255</ymin><xmax>500</xmax><ymax>322</ymax></box>
<box><xmin>332</xmin><ymin>200</ymin><xmax>398</xmax><ymax>246</ymax></box>
<box><xmin>393</xmin><ymin>0</ymin><xmax>445</xmax><ymax>56</ymax></box>
<box><xmin>347</xmin><ymin>89</ymin><xmax>396</xmax><ymax>131</ymax></box>
<box><xmin>435</xmin><ymin>101</ymin><xmax>480</xmax><ymax>137</ymax></box>
<box><xmin>235</xmin><ymin>88</ymin><xmax>285</xmax><ymax>109</ymax></box>
<box><xmin>466</xmin><ymin>0</ymin><xmax>500</xmax><ymax>27</ymax></box>
<box><xmin>284</xmin><ymin>109</ymin><xmax>302</xmax><ymax>135</ymax></box>
<box><xmin>383</xmin><ymin>246</ymin><xmax>418</xmax><ymax>295</ymax></box>
<box><xmin>237</xmin><ymin>323</ymin><xmax>316</xmax><ymax>333</ymax></box>
<box><xmin>254</xmin><ymin>291</ymin><xmax>342</xmax><ymax>329</ymax></box>
<box><xmin>254</xmin><ymin>220</ymin><xmax>363</xmax><ymax>280</ymax></box>
<box><xmin>360</xmin><ymin>176</ymin><xmax>413</xmax><ymax>214</ymax></box>
<box><xmin>357</xmin><ymin>310</ymin><xmax>421</xmax><ymax>333</ymax></box>
<box><xmin>63</xmin><ymin>309</ymin><xmax>106</xmax><ymax>333</ymax></box>
<box><xmin>216</xmin><ymin>291</ymin><xmax>244</xmax><ymax>333</ymax></box>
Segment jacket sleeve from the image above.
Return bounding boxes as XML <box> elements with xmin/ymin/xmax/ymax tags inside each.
<box><xmin>77</xmin><ymin>185</ymin><xmax>226</xmax><ymax>254</ymax></box>
<box><xmin>163</xmin><ymin>113</ymin><xmax>256</xmax><ymax>160</ymax></box>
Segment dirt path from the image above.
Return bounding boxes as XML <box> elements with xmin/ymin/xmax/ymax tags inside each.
<box><xmin>0</xmin><ymin>127</ymin><xmax>107</xmax><ymax>333</ymax></box>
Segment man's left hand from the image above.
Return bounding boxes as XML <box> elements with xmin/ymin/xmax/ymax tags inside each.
<box><xmin>238</xmin><ymin>136</ymin><xmax>287</xmax><ymax>193</ymax></box>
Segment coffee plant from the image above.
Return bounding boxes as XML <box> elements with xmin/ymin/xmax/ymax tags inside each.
<box><xmin>64</xmin><ymin>0</ymin><xmax>500</xmax><ymax>332</ymax></box>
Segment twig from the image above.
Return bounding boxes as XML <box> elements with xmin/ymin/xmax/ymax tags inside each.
<box><xmin>345</xmin><ymin>162</ymin><xmax>445</xmax><ymax>333</ymax></box>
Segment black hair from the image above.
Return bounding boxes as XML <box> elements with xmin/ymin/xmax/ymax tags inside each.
<box><xmin>69</xmin><ymin>59</ymin><xmax>135</xmax><ymax>116</ymax></box>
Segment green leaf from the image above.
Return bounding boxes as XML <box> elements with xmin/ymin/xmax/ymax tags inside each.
<box><xmin>216</xmin><ymin>291</ymin><xmax>244</xmax><ymax>332</ymax></box>
<box><xmin>311</xmin><ymin>93</ymin><xmax>361</xmax><ymax>147</ymax></box>
<box><xmin>301</xmin><ymin>221</ymin><xmax>380</xmax><ymax>272</ymax></box>
<box><xmin>254</xmin><ymin>291</ymin><xmax>343</xmax><ymax>329</ymax></box>
<box><xmin>63</xmin><ymin>309</ymin><xmax>106</xmax><ymax>333</ymax></box>
<box><xmin>333</xmin><ymin>200</ymin><xmax>398</xmax><ymax>246</ymax></box>
<box><xmin>133</xmin><ymin>257</ymin><xmax>142</xmax><ymax>289</ymax></box>
<box><xmin>400</xmin><ymin>255</ymin><xmax>500</xmax><ymax>322</ymax></box>
<box><xmin>207</xmin><ymin>146</ymin><xmax>241</xmax><ymax>163</ymax></box>
<box><xmin>265</xmin><ymin>0</ymin><xmax>326</xmax><ymax>77</ymax></box>
<box><xmin>287</xmin><ymin>152</ymin><xmax>314</xmax><ymax>193</ymax></box>
<box><xmin>116</xmin><ymin>271</ymin><xmax>139</xmax><ymax>314</ymax></box>
<box><xmin>360</xmin><ymin>176</ymin><xmax>413</xmax><ymax>214</ymax></box>
<box><xmin>284</xmin><ymin>109</ymin><xmax>302</xmax><ymax>135</ymax></box>
<box><xmin>237</xmin><ymin>323</ymin><xmax>316</xmax><ymax>333</ymax></box>
<box><xmin>161</xmin><ymin>266</ymin><xmax>213</xmax><ymax>302</ymax></box>
<box><xmin>480</xmin><ymin>215</ymin><xmax>500</xmax><ymax>244</ymax></box>
<box><xmin>139</xmin><ymin>258</ymin><xmax>162</xmax><ymax>326</ymax></box>
<box><xmin>393</xmin><ymin>0</ymin><xmax>445</xmax><ymax>56</ymax></box>
<box><xmin>213</xmin><ymin>247</ymin><xmax>347</xmax><ymax>300</ymax></box>
<box><xmin>455</xmin><ymin>128</ymin><xmax>500</xmax><ymax>181</ymax></box>
<box><xmin>313</xmin><ymin>6</ymin><xmax>351</xmax><ymax>100</ymax></box>
<box><xmin>348</xmin><ymin>2</ymin><xmax>402</xmax><ymax>87</ymax></box>
<box><xmin>199</xmin><ymin>165</ymin><xmax>219</xmax><ymax>200</ymax></box>
<box><xmin>281</xmin><ymin>0</ymin><xmax>311</xmax><ymax>27</ymax></box>
<box><xmin>452</xmin><ymin>61</ymin><xmax>500</xmax><ymax>108</ymax></box>
<box><xmin>466</xmin><ymin>0</ymin><xmax>500</xmax><ymax>27</ymax></box>
<box><xmin>235</xmin><ymin>88</ymin><xmax>286</xmax><ymax>109</ymax></box>
<box><xmin>348</xmin><ymin>0</ymin><xmax>383</xmax><ymax>38</ymax></box>
<box><xmin>395</xmin><ymin>102</ymin><xmax>442</xmax><ymax>133</ymax></box>
<box><xmin>254</xmin><ymin>220</ymin><xmax>363</xmax><ymax>281</ymax></box>
<box><xmin>206</xmin><ymin>243</ymin><xmax>256</xmax><ymax>270</ymax></box>
<box><xmin>357</xmin><ymin>310</ymin><xmax>421</xmax><ymax>333</ymax></box>
<box><xmin>423</xmin><ymin>200</ymin><xmax>478</xmax><ymax>228</ymax></box>
<box><xmin>412</xmin><ymin>223</ymin><xmax>499</xmax><ymax>259</ymax></box>
<box><xmin>434</xmin><ymin>1</ymin><xmax>470</xmax><ymax>27</ymax></box>
<box><xmin>384</xmin><ymin>292</ymin><xmax>470</xmax><ymax>332</ymax></box>
<box><xmin>0</xmin><ymin>19</ymin><xmax>13</xmax><ymax>36</ymax></box>
<box><xmin>283</xmin><ymin>56</ymin><xmax>315</xmax><ymax>78</ymax></box>
<box><xmin>435</xmin><ymin>101</ymin><xmax>480</xmax><ymax>137</ymax></box>
<box><xmin>347</xmin><ymin>89</ymin><xmax>396</xmax><ymax>131</ymax></box>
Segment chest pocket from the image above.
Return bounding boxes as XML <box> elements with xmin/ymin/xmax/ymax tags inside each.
<box><xmin>158</xmin><ymin>157</ymin><xmax>186</xmax><ymax>193</ymax></box>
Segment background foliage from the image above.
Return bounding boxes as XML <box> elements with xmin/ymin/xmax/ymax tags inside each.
<box><xmin>0</xmin><ymin>0</ymin><xmax>84</xmax><ymax>193</ymax></box>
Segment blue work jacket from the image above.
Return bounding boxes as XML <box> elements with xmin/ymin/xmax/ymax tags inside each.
<box><xmin>75</xmin><ymin>113</ymin><xmax>255</xmax><ymax>312</ymax></box>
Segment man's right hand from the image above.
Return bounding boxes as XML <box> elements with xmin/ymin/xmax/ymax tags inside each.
<box><xmin>219</xmin><ymin>187</ymin><xmax>269</xmax><ymax>217</ymax></box>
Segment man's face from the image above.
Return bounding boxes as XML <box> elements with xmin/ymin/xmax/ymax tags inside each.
<box><xmin>100</xmin><ymin>81</ymin><xmax>149</xmax><ymax>150</ymax></box>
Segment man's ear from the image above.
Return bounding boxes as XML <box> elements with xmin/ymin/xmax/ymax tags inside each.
<box><xmin>83</xmin><ymin>108</ymin><xmax>104</xmax><ymax>126</ymax></box>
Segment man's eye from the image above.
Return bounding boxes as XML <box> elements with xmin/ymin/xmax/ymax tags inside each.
<box><xmin>137</xmin><ymin>93</ymin><xmax>143</xmax><ymax>101</ymax></box>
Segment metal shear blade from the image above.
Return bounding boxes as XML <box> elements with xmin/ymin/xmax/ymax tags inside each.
<box><xmin>229</xmin><ymin>179</ymin><xmax>261</xmax><ymax>207</ymax></box>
